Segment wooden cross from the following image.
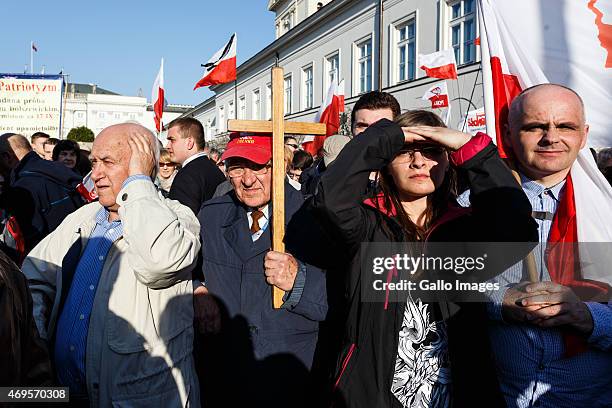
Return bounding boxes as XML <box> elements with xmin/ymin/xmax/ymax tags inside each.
<box><xmin>227</xmin><ymin>67</ymin><xmax>327</xmax><ymax>308</ymax></box>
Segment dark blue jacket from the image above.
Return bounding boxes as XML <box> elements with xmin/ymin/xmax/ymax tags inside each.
<box><xmin>198</xmin><ymin>183</ymin><xmax>327</xmax><ymax>368</ymax></box>
<box><xmin>5</xmin><ymin>151</ymin><xmax>84</xmax><ymax>253</ymax></box>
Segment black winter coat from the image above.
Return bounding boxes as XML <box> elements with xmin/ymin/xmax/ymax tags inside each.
<box><xmin>5</xmin><ymin>151</ymin><xmax>84</xmax><ymax>253</ymax></box>
<box><xmin>169</xmin><ymin>155</ymin><xmax>225</xmax><ymax>215</ymax></box>
<box><xmin>311</xmin><ymin>120</ymin><xmax>538</xmax><ymax>407</ymax></box>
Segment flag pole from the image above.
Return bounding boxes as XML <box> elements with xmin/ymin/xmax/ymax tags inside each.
<box><xmin>477</xmin><ymin>0</ymin><xmax>496</xmax><ymax>138</ymax></box>
<box><xmin>461</xmin><ymin>69</ymin><xmax>481</xmax><ymax>131</ymax></box>
<box><xmin>234</xmin><ymin>79</ymin><xmax>238</xmax><ymax>119</ymax></box>
<box><xmin>454</xmin><ymin>79</ymin><xmax>463</xmax><ymax>124</ymax></box>
<box><xmin>30</xmin><ymin>41</ymin><xmax>34</xmax><ymax>74</ymax></box>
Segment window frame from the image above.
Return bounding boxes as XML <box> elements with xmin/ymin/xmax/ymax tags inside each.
<box><xmin>252</xmin><ymin>88</ymin><xmax>261</xmax><ymax>120</ymax></box>
<box><xmin>302</xmin><ymin>64</ymin><xmax>314</xmax><ymax>110</ymax></box>
<box><xmin>393</xmin><ymin>16</ymin><xmax>417</xmax><ymax>84</ymax></box>
<box><xmin>447</xmin><ymin>0</ymin><xmax>478</xmax><ymax>65</ymax></box>
<box><xmin>284</xmin><ymin>75</ymin><xmax>293</xmax><ymax>115</ymax></box>
<box><xmin>218</xmin><ymin>105</ymin><xmax>226</xmax><ymax>132</ymax></box>
<box><xmin>354</xmin><ymin>36</ymin><xmax>373</xmax><ymax>95</ymax></box>
<box><xmin>266</xmin><ymin>83</ymin><xmax>272</xmax><ymax>120</ymax></box>
<box><xmin>238</xmin><ymin>95</ymin><xmax>246</xmax><ymax>120</ymax></box>
<box><xmin>324</xmin><ymin>50</ymin><xmax>340</xmax><ymax>93</ymax></box>
<box><xmin>228</xmin><ymin>100</ymin><xmax>235</xmax><ymax>120</ymax></box>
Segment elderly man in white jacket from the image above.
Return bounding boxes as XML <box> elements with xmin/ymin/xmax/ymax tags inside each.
<box><xmin>22</xmin><ymin>123</ymin><xmax>201</xmax><ymax>407</ymax></box>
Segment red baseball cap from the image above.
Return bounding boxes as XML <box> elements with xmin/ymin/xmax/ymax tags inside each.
<box><xmin>221</xmin><ymin>132</ymin><xmax>272</xmax><ymax>165</ymax></box>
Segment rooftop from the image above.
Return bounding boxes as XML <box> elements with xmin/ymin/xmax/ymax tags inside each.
<box><xmin>67</xmin><ymin>83</ymin><xmax>119</xmax><ymax>95</ymax></box>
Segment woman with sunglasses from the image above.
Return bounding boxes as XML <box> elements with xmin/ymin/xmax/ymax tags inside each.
<box><xmin>311</xmin><ymin>110</ymin><xmax>537</xmax><ymax>407</ymax></box>
<box><xmin>155</xmin><ymin>149</ymin><xmax>179</xmax><ymax>197</ymax></box>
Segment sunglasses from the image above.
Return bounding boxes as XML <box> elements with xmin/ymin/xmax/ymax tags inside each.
<box><xmin>395</xmin><ymin>146</ymin><xmax>447</xmax><ymax>163</ymax></box>
<box><xmin>285</xmin><ymin>143</ymin><xmax>299</xmax><ymax>149</ymax></box>
<box><xmin>159</xmin><ymin>162</ymin><xmax>176</xmax><ymax>168</ymax></box>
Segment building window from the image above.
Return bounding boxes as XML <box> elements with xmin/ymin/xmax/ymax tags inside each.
<box><xmin>228</xmin><ymin>100</ymin><xmax>235</xmax><ymax>120</ymax></box>
<box><xmin>284</xmin><ymin>76</ymin><xmax>292</xmax><ymax>114</ymax></box>
<box><xmin>219</xmin><ymin>106</ymin><xmax>225</xmax><ymax>131</ymax></box>
<box><xmin>325</xmin><ymin>52</ymin><xmax>339</xmax><ymax>90</ymax></box>
<box><xmin>302</xmin><ymin>65</ymin><xmax>313</xmax><ymax>109</ymax></box>
<box><xmin>356</xmin><ymin>39</ymin><xmax>372</xmax><ymax>94</ymax></box>
<box><xmin>397</xmin><ymin>20</ymin><xmax>416</xmax><ymax>82</ymax></box>
<box><xmin>449</xmin><ymin>0</ymin><xmax>476</xmax><ymax>65</ymax></box>
<box><xmin>238</xmin><ymin>96</ymin><xmax>246</xmax><ymax>119</ymax></box>
<box><xmin>281</xmin><ymin>9</ymin><xmax>295</xmax><ymax>35</ymax></box>
<box><xmin>266</xmin><ymin>84</ymin><xmax>272</xmax><ymax>120</ymax></box>
<box><xmin>99</xmin><ymin>112</ymin><xmax>105</xmax><ymax>119</ymax></box>
<box><xmin>252</xmin><ymin>89</ymin><xmax>261</xmax><ymax>120</ymax></box>
<box><xmin>204</xmin><ymin>119</ymin><xmax>211</xmax><ymax>140</ymax></box>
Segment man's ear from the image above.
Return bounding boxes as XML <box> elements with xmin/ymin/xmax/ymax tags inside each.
<box><xmin>186</xmin><ymin>137</ymin><xmax>195</xmax><ymax>150</ymax></box>
<box><xmin>580</xmin><ymin>124</ymin><xmax>589</xmax><ymax>149</ymax></box>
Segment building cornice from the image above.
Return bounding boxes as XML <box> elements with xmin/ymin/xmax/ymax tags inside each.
<box><xmin>180</xmin><ymin>95</ymin><xmax>216</xmax><ymax>118</ymax></box>
<box><xmin>212</xmin><ymin>0</ymin><xmax>352</xmax><ymax>94</ymax></box>
<box><xmin>268</xmin><ymin>0</ymin><xmax>284</xmax><ymax>11</ymax></box>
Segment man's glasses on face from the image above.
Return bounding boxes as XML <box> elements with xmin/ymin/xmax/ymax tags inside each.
<box><xmin>394</xmin><ymin>145</ymin><xmax>447</xmax><ymax>163</ymax></box>
<box><xmin>227</xmin><ymin>162</ymin><xmax>272</xmax><ymax>178</ymax></box>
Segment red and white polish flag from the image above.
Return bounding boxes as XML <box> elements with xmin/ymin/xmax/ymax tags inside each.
<box><xmin>478</xmin><ymin>0</ymin><xmax>612</xmax><ymax>285</ymax></box>
<box><xmin>194</xmin><ymin>33</ymin><xmax>237</xmax><ymax>90</ymax></box>
<box><xmin>302</xmin><ymin>79</ymin><xmax>345</xmax><ymax>156</ymax></box>
<box><xmin>422</xmin><ymin>81</ymin><xmax>450</xmax><ymax>109</ymax></box>
<box><xmin>419</xmin><ymin>49</ymin><xmax>458</xmax><ymax>80</ymax></box>
<box><xmin>76</xmin><ymin>171</ymin><xmax>98</xmax><ymax>203</ymax></box>
<box><xmin>422</xmin><ymin>81</ymin><xmax>451</xmax><ymax>125</ymax></box>
<box><xmin>151</xmin><ymin>58</ymin><xmax>165</xmax><ymax>132</ymax></box>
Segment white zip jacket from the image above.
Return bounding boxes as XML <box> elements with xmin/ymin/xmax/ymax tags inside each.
<box><xmin>22</xmin><ymin>178</ymin><xmax>201</xmax><ymax>407</ymax></box>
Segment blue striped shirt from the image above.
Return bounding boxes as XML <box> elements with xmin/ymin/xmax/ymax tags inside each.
<box><xmin>458</xmin><ymin>176</ymin><xmax>612</xmax><ymax>407</ymax></box>
<box><xmin>51</xmin><ymin>175</ymin><xmax>152</xmax><ymax>394</ymax></box>
<box><xmin>54</xmin><ymin>207</ymin><xmax>122</xmax><ymax>395</ymax></box>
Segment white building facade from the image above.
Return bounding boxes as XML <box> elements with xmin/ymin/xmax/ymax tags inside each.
<box><xmin>181</xmin><ymin>0</ymin><xmax>483</xmax><ymax>144</ymax></box>
<box><xmin>61</xmin><ymin>83</ymin><xmax>192</xmax><ymax>138</ymax></box>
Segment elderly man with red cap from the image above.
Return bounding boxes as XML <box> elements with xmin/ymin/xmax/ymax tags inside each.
<box><xmin>194</xmin><ymin>132</ymin><xmax>327</xmax><ymax>407</ymax></box>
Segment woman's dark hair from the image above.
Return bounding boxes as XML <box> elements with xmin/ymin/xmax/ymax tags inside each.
<box><xmin>52</xmin><ymin>140</ymin><xmax>80</xmax><ymax>162</ymax></box>
<box><xmin>376</xmin><ymin>110</ymin><xmax>457</xmax><ymax>241</ymax></box>
<box><xmin>291</xmin><ymin>150</ymin><xmax>314</xmax><ymax>170</ymax></box>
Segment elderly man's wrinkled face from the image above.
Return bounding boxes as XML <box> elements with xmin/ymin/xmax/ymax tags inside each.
<box><xmin>227</xmin><ymin>158</ymin><xmax>272</xmax><ymax>209</ymax></box>
<box><xmin>90</xmin><ymin>128</ymin><xmax>131</xmax><ymax>211</ymax></box>
<box><xmin>507</xmin><ymin>86</ymin><xmax>588</xmax><ymax>184</ymax></box>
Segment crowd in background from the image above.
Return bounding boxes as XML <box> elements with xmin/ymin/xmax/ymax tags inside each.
<box><xmin>0</xmin><ymin>85</ymin><xmax>611</xmax><ymax>408</ymax></box>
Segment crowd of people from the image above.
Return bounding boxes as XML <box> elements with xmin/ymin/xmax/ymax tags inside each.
<box><xmin>0</xmin><ymin>84</ymin><xmax>611</xmax><ymax>408</ymax></box>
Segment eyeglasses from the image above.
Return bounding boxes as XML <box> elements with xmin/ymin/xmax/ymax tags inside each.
<box><xmin>227</xmin><ymin>164</ymin><xmax>272</xmax><ymax>178</ymax></box>
<box><xmin>159</xmin><ymin>162</ymin><xmax>175</xmax><ymax>168</ymax></box>
<box><xmin>285</xmin><ymin>143</ymin><xmax>299</xmax><ymax>149</ymax></box>
<box><xmin>394</xmin><ymin>146</ymin><xmax>447</xmax><ymax>163</ymax></box>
